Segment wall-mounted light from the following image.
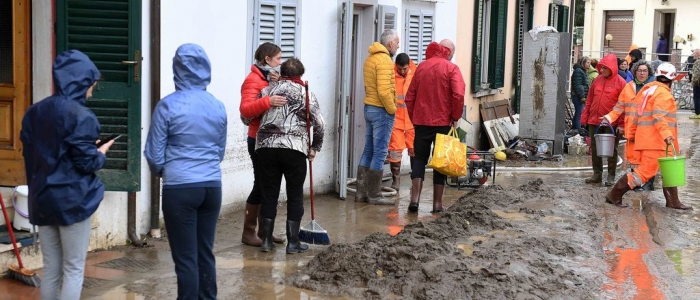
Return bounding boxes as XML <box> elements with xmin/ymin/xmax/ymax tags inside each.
<box><xmin>673</xmin><ymin>35</ymin><xmax>682</xmax><ymax>49</ymax></box>
<box><xmin>661</xmin><ymin>0</ymin><xmax>668</xmax><ymax>5</ymax></box>
<box><xmin>688</xmin><ymin>34</ymin><xmax>694</xmax><ymax>41</ymax></box>
<box><xmin>605</xmin><ymin>34</ymin><xmax>613</xmax><ymax>47</ymax></box>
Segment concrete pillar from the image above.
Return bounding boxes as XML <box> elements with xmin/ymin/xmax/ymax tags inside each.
<box><xmin>671</xmin><ymin>49</ymin><xmax>682</xmax><ymax>70</ymax></box>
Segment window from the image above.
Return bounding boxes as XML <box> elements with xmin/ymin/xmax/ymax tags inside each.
<box><xmin>548</xmin><ymin>4</ymin><xmax>569</xmax><ymax>33</ymax></box>
<box><xmin>253</xmin><ymin>0</ymin><xmax>300</xmax><ymax>60</ymax></box>
<box><xmin>472</xmin><ymin>0</ymin><xmax>508</xmax><ymax>93</ymax></box>
<box><xmin>405</xmin><ymin>9</ymin><xmax>434</xmax><ymax>63</ymax></box>
<box><xmin>377</xmin><ymin>5</ymin><xmax>397</xmax><ymax>41</ymax></box>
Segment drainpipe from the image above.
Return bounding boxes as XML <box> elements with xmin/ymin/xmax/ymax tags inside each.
<box><xmin>149</xmin><ymin>0</ymin><xmax>162</xmax><ymax>239</ymax></box>
<box><xmin>128</xmin><ymin>192</ymin><xmax>144</xmax><ymax>246</ymax></box>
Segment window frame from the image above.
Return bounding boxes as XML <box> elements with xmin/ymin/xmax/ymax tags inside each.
<box><xmin>472</xmin><ymin>0</ymin><xmax>508</xmax><ymax>95</ymax></box>
<box><xmin>252</xmin><ymin>0</ymin><xmax>301</xmax><ymax>61</ymax></box>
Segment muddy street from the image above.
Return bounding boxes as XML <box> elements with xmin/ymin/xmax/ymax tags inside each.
<box><xmin>3</xmin><ymin>112</ymin><xmax>700</xmax><ymax>299</ymax></box>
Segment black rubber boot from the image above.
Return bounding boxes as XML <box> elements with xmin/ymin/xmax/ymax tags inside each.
<box><xmin>260</xmin><ymin>218</ymin><xmax>275</xmax><ymax>252</ymax></box>
<box><xmin>355</xmin><ymin>166</ymin><xmax>369</xmax><ymax>202</ymax></box>
<box><xmin>408</xmin><ymin>178</ymin><xmax>423</xmax><ymax>212</ymax></box>
<box><xmin>634</xmin><ymin>176</ymin><xmax>655</xmax><ymax>192</ymax></box>
<box><xmin>285</xmin><ymin>220</ymin><xmax>309</xmax><ymax>254</ymax></box>
<box><xmin>390</xmin><ymin>162</ymin><xmax>401</xmax><ymax>191</ymax></box>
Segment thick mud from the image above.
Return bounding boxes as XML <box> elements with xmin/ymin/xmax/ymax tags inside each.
<box><xmin>289</xmin><ymin>179</ymin><xmax>608</xmax><ymax>299</ymax></box>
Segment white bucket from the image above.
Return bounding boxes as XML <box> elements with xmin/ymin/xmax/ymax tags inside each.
<box><xmin>12</xmin><ymin>185</ymin><xmax>36</xmax><ymax>233</ymax></box>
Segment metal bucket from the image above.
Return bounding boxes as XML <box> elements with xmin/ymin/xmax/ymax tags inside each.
<box><xmin>594</xmin><ymin>124</ymin><xmax>616</xmax><ymax>158</ymax></box>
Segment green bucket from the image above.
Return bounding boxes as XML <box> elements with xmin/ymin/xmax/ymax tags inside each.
<box><xmin>658</xmin><ymin>144</ymin><xmax>686</xmax><ymax>187</ymax></box>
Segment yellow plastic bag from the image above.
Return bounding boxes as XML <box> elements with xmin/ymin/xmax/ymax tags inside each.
<box><xmin>427</xmin><ymin>127</ymin><xmax>467</xmax><ymax>177</ymax></box>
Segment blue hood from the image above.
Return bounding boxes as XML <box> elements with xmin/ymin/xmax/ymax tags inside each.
<box><xmin>52</xmin><ymin>50</ymin><xmax>101</xmax><ymax>102</ymax></box>
<box><xmin>173</xmin><ymin>43</ymin><xmax>211</xmax><ymax>90</ymax></box>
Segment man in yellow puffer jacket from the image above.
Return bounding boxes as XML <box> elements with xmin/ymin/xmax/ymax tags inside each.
<box><xmin>356</xmin><ymin>29</ymin><xmax>399</xmax><ymax>206</ymax></box>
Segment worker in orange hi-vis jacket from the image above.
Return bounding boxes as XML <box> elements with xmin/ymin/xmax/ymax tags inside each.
<box><xmin>386</xmin><ymin>53</ymin><xmax>416</xmax><ymax>192</ymax></box>
<box><xmin>602</xmin><ymin>60</ymin><xmax>656</xmax><ymax>191</ymax></box>
<box><xmin>603</xmin><ymin>62</ymin><xmax>692</xmax><ymax>210</ymax></box>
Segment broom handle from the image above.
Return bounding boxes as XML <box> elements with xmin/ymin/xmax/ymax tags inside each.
<box><xmin>304</xmin><ymin>81</ymin><xmax>316</xmax><ymax>220</ymax></box>
<box><xmin>0</xmin><ymin>194</ymin><xmax>25</xmax><ymax>268</ymax></box>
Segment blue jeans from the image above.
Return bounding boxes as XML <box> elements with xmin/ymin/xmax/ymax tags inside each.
<box><xmin>162</xmin><ymin>186</ymin><xmax>221</xmax><ymax>300</ymax></box>
<box><xmin>571</xmin><ymin>94</ymin><xmax>584</xmax><ymax>129</ymax></box>
<box><xmin>360</xmin><ymin>105</ymin><xmax>395</xmax><ymax>171</ymax></box>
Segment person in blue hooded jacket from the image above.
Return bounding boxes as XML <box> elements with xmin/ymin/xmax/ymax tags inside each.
<box><xmin>144</xmin><ymin>44</ymin><xmax>227</xmax><ymax>300</ymax></box>
<box><xmin>20</xmin><ymin>49</ymin><xmax>115</xmax><ymax>300</ymax></box>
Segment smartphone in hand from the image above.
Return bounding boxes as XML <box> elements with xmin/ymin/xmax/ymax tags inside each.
<box><xmin>96</xmin><ymin>134</ymin><xmax>122</xmax><ymax>148</ymax></box>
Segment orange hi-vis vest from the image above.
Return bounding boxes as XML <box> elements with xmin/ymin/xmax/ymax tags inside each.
<box><xmin>630</xmin><ymin>81</ymin><xmax>679</xmax><ymax>151</ymax></box>
<box><xmin>605</xmin><ymin>81</ymin><xmax>639</xmax><ymax>138</ymax></box>
<box><xmin>393</xmin><ymin>60</ymin><xmax>417</xmax><ymax>131</ymax></box>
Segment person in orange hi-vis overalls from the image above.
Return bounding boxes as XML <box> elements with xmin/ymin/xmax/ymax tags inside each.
<box><xmin>386</xmin><ymin>53</ymin><xmax>416</xmax><ymax>191</ymax></box>
<box><xmin>603</xmin><ymin>62</ymin><xmax>692</xmax><ymax>209</ymax></box>
<box><xmin>602</xmin><ymin>60</ymin><xmax>656</xmax><ymax>191</ymax></box>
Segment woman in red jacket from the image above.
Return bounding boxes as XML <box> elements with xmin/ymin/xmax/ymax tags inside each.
<box><xmin>239</xmin><ymin>43</ymin><xmax>287</xmax><ymax>246</ymax></box>
<box><xmin>580</xmin><ymin>54</ymin><xmax>626</xmax><ymax>186</ymax></box>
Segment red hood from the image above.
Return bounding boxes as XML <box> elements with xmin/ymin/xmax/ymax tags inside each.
<box><xmin>425</xmin><ymin>42</ymin><xmax>451</xmax><ymax>60</ymax></box>
<box><xmin>597</xmin><ymin>54</ymin><xmax>619</xmax><ymax>77</ymax></box>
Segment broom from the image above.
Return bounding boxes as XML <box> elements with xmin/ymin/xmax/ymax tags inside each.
<box><xmin>298</xmin><ymin>81</ymin><xmax>331</xmax><ymax>245</ymax></box>
<box><xmin>0</xmin><ymin>194</ymin><xmax>41</xmax><ymax>287</ymax></box>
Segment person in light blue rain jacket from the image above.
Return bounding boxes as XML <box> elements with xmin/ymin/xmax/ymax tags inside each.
<box><xmin>144</xmin><ymin>43</ymin><xmax>227</xmax><ymax>300</ymax></box>
<box><xmin>21</xmin><ymin>49</ymin><xmax>116</xmax><ymax>300</ymax></box>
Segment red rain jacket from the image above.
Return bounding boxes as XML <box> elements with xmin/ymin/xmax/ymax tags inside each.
<box><xmin>240</xmin><ymin>65</ymin><xmax>272</xmax><ymax>138</ymax></box>
<box><xmin>406</xmin><ymin>42</ymin><xmax>465</xmax><ymax>126</ymax></box>
<box><xmin>581</xmin><ymin>54</ymin><xmax>626</xmax><ymax>128</ymax></box>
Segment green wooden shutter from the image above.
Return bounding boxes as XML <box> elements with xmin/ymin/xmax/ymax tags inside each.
<box><xmin>56</xmin><ymin>0</ymin><xmax>142</xmax><ymax>191</ymax></box>
<box><xmin>471</xmin><ymin>0</ymin><xmax>484</xmax><ymax>92</ymax></box>
<box><xmin>548</xmin><ymin>3</ymin><xmax>556</xmax><ymax>27</ymax></box>
<box><xmin>558</xmin><ymin>5</ymin><xmax>569</xmax><ymax>33</ymax></box>
<box><xmin>488</xmin><ymin>0</ymin><xmax>508</xmax><ymax>89</ymax></box>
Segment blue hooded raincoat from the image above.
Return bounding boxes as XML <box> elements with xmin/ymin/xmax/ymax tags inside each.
<box><xmin>20</xmin><ymin>50</ymin><xmax>104</xmax><ymax>226</ymax></box>
<box><xmin>144</xmin><ymin>44</ymin><xmax>227</xmax><ymax>187</ymax></box>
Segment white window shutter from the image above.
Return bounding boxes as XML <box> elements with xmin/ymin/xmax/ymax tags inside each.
<box><xmin>279</xmin><ymin>4</ymin><xmax>298</xmax><ymax>59</ymax></box>
<box><xmin>405</xmin><ymin>9</ymin><xmax>421</xmax><ymax>63</ymax></box>
<box><xmin>377</xmin><ymin>5</ymin><xmax>398</xmax><ymax>41</ymax></box>
<box><xmin>421</xmin><ymin>11</ymin><xmax>434</xmax><ymax>62</ymax></box>
<box><xmin>256</xmin><ymin>2</ymin><xmax>277</xmax><ymax>46</ymax></box>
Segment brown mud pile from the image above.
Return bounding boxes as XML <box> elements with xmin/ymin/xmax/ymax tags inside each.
<box><xmin>289</xmin><ymin>179</ymin><xmax>606</xmax><ymax>299</ymax></box>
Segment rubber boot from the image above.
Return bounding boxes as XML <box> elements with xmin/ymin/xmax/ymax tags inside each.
<box><xmin>355</xmin><ymin>166</ymin><xmax>369</xmax><ymax>203</ymax></box>
<box><xmin>258</xmin><ymin>213</ymin><xmax>285</xmax><ymax>244</ymax></box>
<box><xmin>241</xmin><ymin>203</ymin><xmax>262</xmax><ymax>246</ymax></box>
<box><xmin>634</xmin><ymin>176</ymin><xmax>655</xmax><ymax>192</ymax></box>
<box><xmin>585</xmin><ymin>172</ymin><xmax>602</xmax><ymax>184</ymax></box>
<box><xmin>663</xmin><ymin>187</ymin><xmax>693</xmax><ymax>210</ymax></box>
<box><xmin>605</xmin><ymin>177</ymin><xmax>631</xmax><ymax>208</ymax></box>
<box><xmin>605</xmin><ymin>156</ymin><xmax>617</xmax><ymax>187</ymax></box>
<box><xmin>605</xmin><ymin>173</ymin><xmax>615</xmax><ymax>187</ymax></box>
<box><xmin>432</xmin><ymin>184</ymin><xmax>445</xmax><ymax>213</ymax></box>
<box><xmin>367</xmin><ymin>169</ymin><xmax>394</xmax><ymax>205</ymax></box>
<box><xmin>408</xmin><ymin>178</ymin><xmax>423</xmax><ymax>212</ymax></box>
<box><xmin>285</xmin><ymin>220</ymin><xmax>309</xmax><ymax>254</ymax></box>
<box><xmin>259</xmin><ymin>218</ymin><xmax>275</xmax><ymax>252</ymax></box>
<box><xmin>390</xmin><ymin>161</ymin><xmax>401</xmax><ymax>191</ymax></box>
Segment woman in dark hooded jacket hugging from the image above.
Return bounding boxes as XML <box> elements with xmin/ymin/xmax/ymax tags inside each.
<box><xmin>255</xmin><ymin>58</ymin><xmax>325</xmax><ymax>254</ymax></box>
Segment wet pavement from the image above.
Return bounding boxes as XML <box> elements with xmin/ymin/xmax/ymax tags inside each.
<box><xmin>2</xmin><ymin>111</ymin><xmax>700</xmax><ymax>299</ymax></box>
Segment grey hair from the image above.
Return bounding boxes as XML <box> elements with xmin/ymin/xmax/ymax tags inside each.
<box><xmin>631</xmin><ymin>59</ymin><xmax>654</xmax><ymax>77</ymax></box>
<box><xmin>576</xmin><ymin>56</ymin><xmax>590</xmax><ymax>68</ymax></box>
<box><xmin>380</xmin><ymin>29</ymin><xmax>398</xmax><ymax>47</ymax></box>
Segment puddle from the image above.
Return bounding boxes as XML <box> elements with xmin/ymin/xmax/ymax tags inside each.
<box><xmin>97</xmin><ymin>284</ymin><xmax>146</xmax><ymax>300</ymax></box>
<box><xmin>469</xmin><ymin>236</ymin><xmax>491</xmax><ymax>243</ymax></box>
<box><xmin>456</xmin><ymin>244</ymin><xmax>474</xmax><ymax>256</ymax></box>
<box><xmin>245</xmin><ymin>282</ymin><xmax>348</xmax><ymax>300</ymax></box>
<box><xmin>491</xmin><ymin>210</ymin><xmax>528</xmax><ymax>221</ymax></box>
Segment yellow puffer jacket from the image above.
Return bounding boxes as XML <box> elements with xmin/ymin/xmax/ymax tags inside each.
<box><xmin>363</xmin><ymin>42</ymin><xmax>397</xmax><ymax>114</ymax></box>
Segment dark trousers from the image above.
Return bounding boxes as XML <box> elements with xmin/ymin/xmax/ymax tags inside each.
<box><xmin>588</xmin><ymin>124</ymin><xmax>620</xmax><ymax>176</ymax></box>
<box><xmin>571</xmin><ymin>94</ymin><xmax>584</xmax><ymax>129</ymax></box>
<box><xmin>246</xmin><ymin>137</ymin><xmax>261</xmax><ymax>205</ymax></box>
<box><xmin>256</xmin><ymin>148</ymin><xmax>307</xmax><ymax>222</ymax></box>
<box><xmin>162</xmin><ymin>187</ymin><xmax>221</xmax><ymax>300</ymax></box>
<box><xmin>693</xmin><ymin>85</ymin><xmax>700</xmax><ymax>115</ymax></box>
<box><xmin>411</xmin><ymin>125</ymin><xmax>451</xmax><ymax>184</ymax></box>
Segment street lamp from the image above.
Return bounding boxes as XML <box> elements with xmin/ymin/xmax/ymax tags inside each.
<box><xmin>605</xmin><ymin>34</ymin><xmax>613</xmax><ymax>48</ymax></box>
<box><xmin>673</xmin><ymin>35</ymin><xmax>682</xmax><ymax>49</ymax></box>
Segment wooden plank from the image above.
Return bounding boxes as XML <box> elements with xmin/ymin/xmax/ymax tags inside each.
<box><xmin>483</xmin><ymin>114</ymin><xmax>520</xmax><ymax>149</ymax></box>
<box><xmin>480</xmin><ymin>99</ymin><xmax>511</xmax><ymax>121</ymax></box>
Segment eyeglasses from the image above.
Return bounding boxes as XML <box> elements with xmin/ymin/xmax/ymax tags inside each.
<box><xmin>637</xmin><ymin>69</ymin><xmax>649</xmax><ymax>73</ymax></box>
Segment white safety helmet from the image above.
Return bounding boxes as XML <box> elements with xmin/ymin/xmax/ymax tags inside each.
<box><xmin>654</xmin><ymin>62</ymin><xmax>677</xmax><ymax>81</ymax></box>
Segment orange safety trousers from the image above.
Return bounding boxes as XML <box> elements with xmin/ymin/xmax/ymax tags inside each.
<box><xmin>625</xmin><ymin>140</ymin><xmax>641</xmax><ymax>167</ymax></box>
<box><xmin>388</xmin><ymin>101</ymin><xmax>414</xmax><ymax>163</ymax></box>
<box><xmin>626</xmin><ymin>150</ymin><xmax>663</xmax><ymax>188</ymax></box>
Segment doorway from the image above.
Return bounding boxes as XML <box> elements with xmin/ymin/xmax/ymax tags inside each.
<box><xmin>654</xmin><ymin>10</ymin><xmax>675</xmax><ymax>61</ymax></box>
<box><xmin>0</xmin><ymin>0</ymin><xmax>31</xmax><ymax>186</ymax></box>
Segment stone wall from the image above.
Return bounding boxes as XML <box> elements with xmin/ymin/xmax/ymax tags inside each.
<box><xmin>673</xmin><ymin>78</ymin><xmax>694</xmax><ymax>110</ymax></box>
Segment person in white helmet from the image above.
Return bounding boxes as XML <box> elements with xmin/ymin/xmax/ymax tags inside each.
<box><xmin>603</xmin><ymin>62</ymin><xmax>692</xmax><ymax>209</ymax></box>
